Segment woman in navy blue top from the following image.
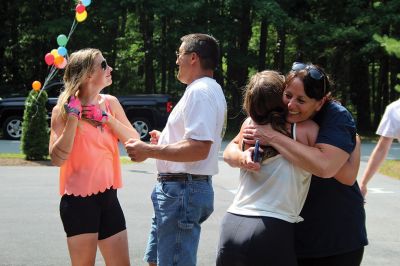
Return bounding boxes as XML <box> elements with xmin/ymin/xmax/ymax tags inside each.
<box><xmin>228</xmin><ymin>62</ymin><xmax>368</xmax><ymax>265</ymax></box>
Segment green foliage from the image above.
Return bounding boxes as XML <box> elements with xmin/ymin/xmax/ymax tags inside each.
<box><xmin>2</xmin><ymin>0</ymin><xmax>400</xmax><ymax>133</ymax></box>
<box><xmin>21</xmin><ymin>90</ymin><xmax>49</xmax><ymax>160</ymax></box>
<box><xmin>373</xmin><ymin>34</ymin><xmax>400</xmax><ymax>58</ymax></box>
<box><xmin>374</xmin><ymin>35</ymin><xmax>400</xmax><ymax>93</ymax></box>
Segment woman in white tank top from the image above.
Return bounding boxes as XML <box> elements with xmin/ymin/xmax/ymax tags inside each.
<box><xmin>217</xmin><ymin>70</ymin><xmax>319</xmax><ymax>266</ymax></box>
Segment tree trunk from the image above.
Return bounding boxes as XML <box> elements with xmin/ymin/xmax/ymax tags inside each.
<box><xmin>258</xmin><ymin>18</ymin><xmax>268</xmax><ymax>71</ymax></box>
<box><xmin>374</xmin><ymin>54</ymin><xmax>389</xmax><ymax>128</ymax></box>
<box><xmin>225</xmin><ymin>1</ymin><xmax>253</xmax><ymax>131</ymax></box>
<box><xmin>274</xmin><ymin>26</ymin><xmax>286</xmax><ymax>72</ymax></box>
<box><xmin>350</xmin><ymin>56</ymin><xmax>370</xmax><ymax>132</ymax></box>
<box><xmin>389</xmin><ymin>57</ymin><xmax>400</xmax><ymax>102</ymax></box>
<box><xmin>160</xmin><ymin>16</ymin><xmax>167</xmax><ymax>94</ymax></box>
<box><xmin>139</xmin><ymin>3</ymin><xmax>156</xmax><ymax>93</ymax></box>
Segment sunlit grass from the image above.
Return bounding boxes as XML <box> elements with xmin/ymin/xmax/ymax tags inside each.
<box><xmin>380</xmin><ymin>160</ymin><xmax>400</xmax><ymax>180</ymax></box>
<box><xmin>120</xmin><ymin>156</ymin><xmax>134</xmax><ymax>164</ymax></box>
<box><xmin>0</xmin><ymin>153</ymin><xmax>135</xmax><ymax>165</ymax></box>
<box><xmin>0</xmin><ymin>153</ymin><xmax>25</xmax><ymax>159</ymax></box>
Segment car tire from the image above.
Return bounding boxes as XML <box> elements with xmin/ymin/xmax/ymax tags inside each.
<box><xmin>3</xmin><ymin>116</ymin><xmax>23</xmax><ymax>140</ymax></box>
<box><xmin>131</xmin><ymin>117</ymin><xmax>151</xmax><ymax>141</ymax></box>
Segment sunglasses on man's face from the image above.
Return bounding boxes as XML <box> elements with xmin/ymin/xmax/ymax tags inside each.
<box><xmin>100</xmin><ymin>59</ymin><xmax>108</xmax><ymax>71</ymax></box>
<box><xmin>291</xmin><ymin>62</ymin><xmax>326</xmax><ymax>95</ymax></box>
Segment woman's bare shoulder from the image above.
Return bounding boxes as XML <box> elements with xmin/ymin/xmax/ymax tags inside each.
<box><xmin>295</xmin><ymin>120</ymin><xmax>319</xmax><ymax>146</ymax></box>
<box><xmin>101</xmin><ymin>94</ymin><xmax>119</xmax><ymax>103</ymax></box>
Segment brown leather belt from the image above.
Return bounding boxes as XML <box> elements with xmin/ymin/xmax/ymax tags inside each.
<box><xmin>157</xmin><ymin>173</ymin><xmax>210</xmax><ymax>182</ymax></box>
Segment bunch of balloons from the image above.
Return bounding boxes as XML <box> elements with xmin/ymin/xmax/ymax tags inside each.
<box><xmin>32</xmin><ymin>0</ymin><xmax>92</xmax><ymax>92</ymax></box>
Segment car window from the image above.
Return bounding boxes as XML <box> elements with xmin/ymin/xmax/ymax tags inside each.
<box><xmin>45</xmin><ymin>82</ymin><xmax>64</xmax><ymax>98</ymax></box>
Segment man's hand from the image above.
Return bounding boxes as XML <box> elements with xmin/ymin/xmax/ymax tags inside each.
<box><xmin>149</xmin><ymin>130</ymin><xmax>161</xmax><ymax>144</ymax></box>
<box><xmin>125</xmin><ymin>138</ymin><xmax>150</xmax><ymax>162</ymax></box>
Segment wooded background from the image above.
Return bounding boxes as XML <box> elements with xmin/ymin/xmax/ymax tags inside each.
<box><xmin>1</xmin><ymin>0</ymin><xmax>399</xmax><ymax>132</ymax></box>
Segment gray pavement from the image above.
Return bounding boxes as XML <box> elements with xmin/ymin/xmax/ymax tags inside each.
<box><xmin>0</xmin><ymin>140</ymin><xmax>399</xmax><ymax>265</ymax></box>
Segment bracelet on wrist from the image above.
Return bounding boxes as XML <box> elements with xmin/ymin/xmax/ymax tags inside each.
<box><xmin>67</xmin><ymin>112</ymin><xmax>79</xmax><ymax>119</ymax></box>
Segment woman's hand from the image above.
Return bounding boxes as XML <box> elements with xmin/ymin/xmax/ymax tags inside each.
<box><xmin>226</xmin><ymin>146</ymin><xmax>261</xmax><ymax>172</ymax></box>
<box><xmin>243</xmin><ymin>123</ymin><xmax>277</xmax><ymax>146</ymax></box>
<box><xmin>81</xmin><ymin>104</ymin><xmax>109</xmax><ymax>124</ymax></box>
<box><xmin>240</xmin><ymin>147</ymin><xmax>261</xmax><ymax>171</ymax></box>
<box><xmin>360</xmin><ymin>183</ymin><xmax>368</xmax><ymax>199</ymax></box>
<box><xmin>64</xmin><ymin>95</ymin><xmax>82</xmax><ymax>118</ymax></box>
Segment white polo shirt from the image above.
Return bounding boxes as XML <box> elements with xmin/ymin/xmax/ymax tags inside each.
<box><xmin>156</xmin><ymin>77</ymin><xmax>227</xmax><ymax>175</ymax></box>
<box><xmin>376</xmin><ymin>99</ymin><xmax>400</xmax><ymax>140</ymax></box>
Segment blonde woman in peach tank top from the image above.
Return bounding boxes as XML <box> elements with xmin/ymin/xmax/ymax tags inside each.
<box><xmin>49</xmin><ymin>48</ymin><xmax>139</xmax><ymax>266</ymax></box>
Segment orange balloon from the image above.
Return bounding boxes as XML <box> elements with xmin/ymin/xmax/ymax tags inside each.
<box><xmin>54</xmin><ymin>55</ymin><xmax>64</xmax><ymax>66</ymax></box>
<box><xmin>32</xmin><ymin>81</ymin><xmax>41</xmax><ymax>91</ymax></box>
<box><xmin>56</xmin><ymin>57</ymin><xmax>67</xmax><ymax>69</ymax></box>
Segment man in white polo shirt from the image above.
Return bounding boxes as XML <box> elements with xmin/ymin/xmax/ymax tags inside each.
<box><xmin>125</xmin><ymin>33</ymin><xmax>227</xmax><ymax>266</ymax></box>
<box><xmin>360</xmin><ymin>98</ymin><xmax>400</xmax><ymax>198</ymax></box>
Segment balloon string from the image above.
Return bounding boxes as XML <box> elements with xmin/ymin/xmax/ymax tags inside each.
<box><xmin>43</xmin><ymin>66</ymin><xmax>58</xmax><ymax>90</ymax></box>
<box><xmin>30</xmin><ymin>6</ymin><xmax>83</xmax><ymax>120</ymax></box>
<box><xmin>34</xmin><ymin>11</ymin><xmax>80</xmax><ymax>101</ymax></box>
<box><xmin>67</xmin><ymin>19</ymin><xmax>78</xmax><ymax>44</ymax></box>
<box><xmin>35</xmin><ymin>18</ymin><xmax>76</xmax><ymax>101</ymax></box>
<box><xmin>36</xmin><ymin>66</ymin><xmax>59</xmax><ymax>101</ymax></box>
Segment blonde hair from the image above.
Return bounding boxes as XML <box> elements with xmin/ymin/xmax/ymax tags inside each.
<box><xmin>57</xmin><ymin>48</ymin><xmax>101</xmax><ymax>119</ymax></box>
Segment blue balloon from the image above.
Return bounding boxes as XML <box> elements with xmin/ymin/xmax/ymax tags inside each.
<box><xmin>57</xmin><ymin>47</ymin><xmax>67</xmax><ymax>57</ymax></box>
<box><xmin>82</xmin><ymin>0</ymin><xmax>91</xmax><ymax>7</ymax></box>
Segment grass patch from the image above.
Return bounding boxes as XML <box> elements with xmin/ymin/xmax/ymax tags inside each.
<box><xmin>379</xmin><ymin>160</ymin><xmax>400</xmax><ymax>180</ymax></box>
<box><xmin>0</xmin><ymin>153</ymin><xmax>134</xmax><ymax>164</ymax></box>
<box><xmin>0</xmin><ymin>153</ymin><xmax>50</xmax><ymax>160</ymax></box>
<box><xmin>0</xmin><ymin>153</ymin><xmax>25</xmax><ymax>159</ymax></box>
<box><xmin>120</xmin><ymin>156</ymin><xmax>134</xmax><ymax>164</ymax></box>
<box><xmin>359</xmin><ymin>134</ymin><xmax>379</xmax><ymax>143</ymax></box>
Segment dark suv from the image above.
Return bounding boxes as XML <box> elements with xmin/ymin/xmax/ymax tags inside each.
<box><xmin>0</xmin><ymin>83</ymin><xmax>173</xmax><ymax>140</ymax></box>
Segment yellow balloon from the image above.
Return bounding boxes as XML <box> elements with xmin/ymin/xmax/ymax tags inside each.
<box><xmin>76</xmin><ymin>10</ymin><xmax>88</xmax><ymax>22</ymax></box>
<box><xmin>32</xmin><ymin>81</ymin><xmax>41</xmax><ymax>91</ymax></box>
<box><xmin>51</xmin><ymin>49</ymin><xmax>59</xmax><ymax>58</ymax></box>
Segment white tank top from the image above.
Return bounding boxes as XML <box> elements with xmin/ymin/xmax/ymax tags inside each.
<box><xmin>227</xmin><ymin>123</ymin><xmax>312</xmax><ymax>223</ymax></box>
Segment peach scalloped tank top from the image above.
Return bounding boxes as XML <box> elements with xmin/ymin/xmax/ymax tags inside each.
<box><xmin>59</xmin><ymin>97</ymin><xmax>122</xmax><ymax>196</ymax></box>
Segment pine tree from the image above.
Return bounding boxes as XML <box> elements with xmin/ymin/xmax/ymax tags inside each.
<box><xmin>21</xmin><ymin>90</ymin><xmax>49</xmax><ymax>160</ymax></box>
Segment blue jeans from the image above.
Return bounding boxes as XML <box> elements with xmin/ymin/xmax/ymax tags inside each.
<box><xmin>144</xmin><ymin>177</ymin><xmax>214</xmax><ymax>266</ymax></box>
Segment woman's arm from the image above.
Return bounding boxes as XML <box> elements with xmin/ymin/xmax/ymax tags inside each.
<box><xmin>333</xmin><ymin>135</ymin><xmax>361</xmax><ymax>186</ymax></box>
<box><xmin>49</xmin><ymin>106</ymin><xmax>79</xmax><ymax>166</ymax></box>
<box><xmin>360</xmin><ymin>136</ymin><xmax>393</xmax><ymax>197</ymax></box>
<box><xmin>105</xmin><ymin>95</ymin><xmax>139</xmax><ymax>143</ymax></box>
<box><xmin>223</xmin><ymin>118</ymin><xmax>260</xmax><ymax>172</ymax></box>
<box><xmin>294</xmin><ymin>120</ymin><xmax>319</xmax><ymax>147</ymax></box>
<box><xmin>243</xmin><ymin>123</ymin><xmax>350</xmax><ymax>178</ymax></box>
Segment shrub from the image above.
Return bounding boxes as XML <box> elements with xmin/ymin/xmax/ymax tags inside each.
<box><xmin>21</xmin><ymin>90</ymin><xmax>49</xmax><ymax>160</ymax></box>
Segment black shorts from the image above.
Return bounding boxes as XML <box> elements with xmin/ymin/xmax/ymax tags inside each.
<box><xmin>217</xmin><ymin>212</ymin><xmax>297</xmax><ymax>266</ymax></box>
<box><xmin>297</xmin><ymin>247</ymin><xmax>364</xmax><ymax>266</ymax></box>
<box><xmin>59</xmin><ymin>187</ymin><xmax>126</xmax><ymax>240</ymax></box>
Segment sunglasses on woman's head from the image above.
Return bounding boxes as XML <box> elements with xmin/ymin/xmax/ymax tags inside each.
<box><xmin>100</xmin><ymin>60</ymin><xmax>108</xmax><ymax>71</ymax></box>
<box><xmin>291</xmin><ymin>62</ymin><xmax>326</xmax><ymax>95</ymax></box>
